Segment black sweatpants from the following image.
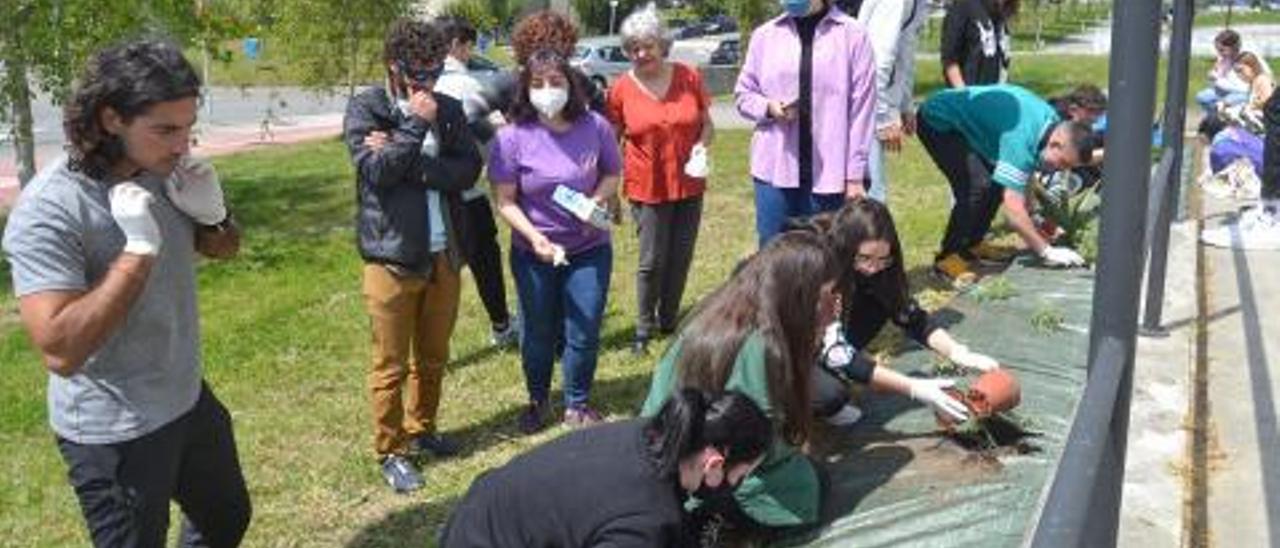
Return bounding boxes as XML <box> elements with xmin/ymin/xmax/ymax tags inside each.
<box><xmin>918</xmin><ymin>117</ymin><xmax>1005</xmax><ymax>257</ymax></box>
<box><xmin>461</xmin><ymin>196</ymin><xmax>511</xmax><ymax>328</ymax></box>
<box><xmin>1263</xmin><ymin>88</ymin><xmax>1280</xmax><ymax>202</ymax></box>
<box><xmin>56</xmin><ymin>384</ymin><xmax>251</xmax><ymax>548</ymax></box>
<box><xmin>630</xmin><ymin>197</ymin><xmax>703</xmax><ymax>338</ymax></box>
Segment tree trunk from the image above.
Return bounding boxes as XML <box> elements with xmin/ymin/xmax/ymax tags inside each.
<box><xmin>3</xmin><ymin>54</ymin><xmax>37</xmax><ymax>186</ymax></box>
<box><xmin>347</xmin><ymin>21</ymin><xmax>359</xmax><ymax>99</ymax></box>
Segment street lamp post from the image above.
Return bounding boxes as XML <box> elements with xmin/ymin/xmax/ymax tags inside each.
<box><xmin>609</xmin><ymin>0</ymin><xmax>620</xmax><ymax>35</ymax></box>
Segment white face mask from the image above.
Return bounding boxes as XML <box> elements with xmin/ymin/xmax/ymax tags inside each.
<box><xmin>529</xmin><ymin>86</ymin><xmax>569</xmax><ymax>119</ymax></box>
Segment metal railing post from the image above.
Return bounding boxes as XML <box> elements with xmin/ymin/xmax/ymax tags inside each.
<box><xmin>1141</xmin><ymin>0</ymin><xmax>1195</xmax><ymax>334</ymax></box>
<box><xmin>1030</xmin><ymin>0</ymin><xmax>1161</xmax><ymax>545</ymax></box>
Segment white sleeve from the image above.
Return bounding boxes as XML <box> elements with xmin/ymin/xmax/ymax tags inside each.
<box><xmin>894</xmin><ymin>0</ymin><xmax>928</xmax><ymax>118</ymax></box>
<box><xmin>859</xmin><ymin>0</ymin><xmax>908</xmax><ymax>130</ymax></box>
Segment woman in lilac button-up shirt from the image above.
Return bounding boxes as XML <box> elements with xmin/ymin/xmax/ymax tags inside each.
<box><xmin>735</xmin><ymin>0</ymin><xmax>877</xmax><ymax>248</ymax></box>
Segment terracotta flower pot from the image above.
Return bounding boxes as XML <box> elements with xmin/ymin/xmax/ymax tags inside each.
<box><xmin>934</xmin><ymin>369</ymin><xmax>1023</xmax><ymax>432</ymax></box>
<box><xmin>966</xmin><ymin>369</ymin><xmax>1022</xmax><ymax>418</ymax></box>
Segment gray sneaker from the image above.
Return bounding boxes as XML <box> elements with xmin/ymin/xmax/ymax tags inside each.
<box><xmin>380</xmin><ymin>454</ymin><xmax>424</xmax><ymax>493</ymax></box>
<box><xmin>490</xmin><ymin>315</ymin><xmax>521</xmax><ymax>347</ymax></box>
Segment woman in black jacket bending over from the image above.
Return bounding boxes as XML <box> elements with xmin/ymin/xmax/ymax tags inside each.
<box><xmin>440</xmin><ymin>389</ymin><xmax>772</xmax><ymax>547</ymax></box>
<box><xmin>797</xmin><ymin>199</ymin><xmax>1004</xmax><ymax>426</ymax></box>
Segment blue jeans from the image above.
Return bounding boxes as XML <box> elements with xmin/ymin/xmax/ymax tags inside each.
<box><xmin>867</xmin><ymin>139</ymin><xmax>888</xmax><ymax>204</ymax></box>
<box><xmin>510</xmin><ymin>243</ymin><xmax>612</xmax><ymax>408</ymax></box>
<box><xmin>1195</xmin><ymin>86</ymin><xmax>1249</xmax><ymax>112</ymax></box>
<box><xmin>753</xmin><ymin>179</ymin><xmax>846</xmax><ymax>248</ymax></box>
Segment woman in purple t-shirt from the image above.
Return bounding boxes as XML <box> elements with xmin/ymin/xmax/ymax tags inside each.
<box><xmin>488</xmin><ymin>45</ymin><xmax>622</xmax><ymax>434</ymax></box>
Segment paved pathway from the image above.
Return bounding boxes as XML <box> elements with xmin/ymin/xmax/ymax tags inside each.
<box><xmin>1120</xmin><ymin>182</ymin><xmax>1280</xmax><ymax>546</ymax></box>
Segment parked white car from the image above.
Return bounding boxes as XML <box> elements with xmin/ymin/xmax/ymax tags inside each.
<box><xmin>572</xmin><ymin>37</ymin><xmax>630</xmax><ymax>89</ymax></box>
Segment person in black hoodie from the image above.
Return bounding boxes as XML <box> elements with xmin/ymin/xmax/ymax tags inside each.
<box><xmin>940</xmin><ymin>0</ymin><xmax>1017</xmax><ymax>88</ymax></box>
<box><xmin>342</xmin><ymin>18</ymin><xmax>483</xmax><ymax>493</ymax></box>
<box><xmin>440</xmin><ymin>389</ymin><xmax>772</xmax><ymax>548</ymax></box>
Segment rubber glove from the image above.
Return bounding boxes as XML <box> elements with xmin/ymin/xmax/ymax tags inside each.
<box><xmin>909</xmin><ymin>378</ymin><xmax>970</xmax><ymax>422</ymax></box>
<box><xmin>109</xmin><ymin>182</ymin><xmax>162</xmax><ymax>256</ymax></box>
<box><xmin>166</xmin><ymin>156</ymin><xmax>227</xmax><ymax>225</ymax></box>
<box><xmin>948</xmin><ymin>344</ymin><xmax>1000</xmax><ymax>372</ymax></box>
<box><xmin>1041</xmin><ymin>246</ymin><xmax>1085</xmax><ymax>267</ymax></box>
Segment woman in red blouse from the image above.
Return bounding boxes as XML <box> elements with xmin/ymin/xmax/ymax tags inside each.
<box><xmin>606</xmin><ymin>4</ymin><xmax>715</xmax><ymax>355</ymax></box>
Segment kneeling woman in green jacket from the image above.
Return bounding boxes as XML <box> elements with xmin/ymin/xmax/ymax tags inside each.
<box><xmin>641</xmin><ymin>230</ymin><xmax>841</xmax><ymax>535</ymax></box>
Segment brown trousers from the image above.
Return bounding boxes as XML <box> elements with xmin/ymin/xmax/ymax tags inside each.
<box><xmin>362</xmin><ymin>258</ymin><xmax>460</xmax><ymax>457</ymax></box>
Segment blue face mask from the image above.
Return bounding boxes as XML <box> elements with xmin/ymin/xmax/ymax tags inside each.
<box><xmin>781</xmin><ymin>0</ymin><xmax>812</xmax><ymax>17</ymax></box>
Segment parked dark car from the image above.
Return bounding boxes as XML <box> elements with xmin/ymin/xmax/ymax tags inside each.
<box><xmin>708</xmin><ymin>37</ymin><xmax>739</xmax><ymax>66</ymax></box>
<box><xmin>700</xmin><ymin>14</ymin><xmax>738</xmax><ymax>35</ymax></box>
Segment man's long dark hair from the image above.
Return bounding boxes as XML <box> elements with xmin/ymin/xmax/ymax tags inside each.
<box><xmin>673</xmin><ymin>231</ymin><xmax>837</xmax><ymax>446</ymax></box>
<box><xmin>63</xmin><ymin>39</ymin><xmax>200</xmax><ymax>180</ymax></box>
<box><xmin>645</xmin><ymin>389</ymin><xmax>772</xmax><ymax>479</ymax></box>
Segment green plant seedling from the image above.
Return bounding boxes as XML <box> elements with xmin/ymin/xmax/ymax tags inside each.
<box><xmin>972</xmin><ymin>275</ymin><xmax>1019</xmax><ymax>302</ymax></box>
<box><xmin>1030</xmin><ymin>301</ymin><xmax>1066</xmax><ymax>334</ymax></box>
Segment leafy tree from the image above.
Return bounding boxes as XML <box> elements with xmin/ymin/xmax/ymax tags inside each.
<box><xmin>265</xmin><ymin>0</ymin><xmax>409</xmax><ymax>97</ymax></box>
<box><xmin>443</xmin><ymin>0</ymin><xmax>499</xmax><ymax>33</ymax></box>
<box><xmin>0</xmin><ymin>0</ymin><xmax>234</xmax><ymax>185</ymax></box>
<box><xmin>571</xmin><ymin>0</ymin><xmax>645</xmax><ymax>35</ymax></box>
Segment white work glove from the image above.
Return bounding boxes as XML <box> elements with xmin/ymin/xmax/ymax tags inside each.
<box><xmin>1040</xmin><ymin>246</ymin><xmax>1085</xmax><ymax>268</ymax></box>
<box><xmin>109</xmin><ymin>182</ymin><xmax>163</xmax><ymax>256</ymax></box>
<box><xmin>165</xmin><ymin>156</ymin><xmax>227</xmax><ymax>225</ymax></box>
<box><xmin>909</xmin><ymin>378</ymin><xmax>970</xmax><ymax>422</ymax></box>
<box><xmin>947</xmin><ymin>344</ymin><xmax>1000</xmax><ymax>372</ymax></box>
<box><xmin>684</xmin><ymin>143</ymin><xmax>710</xmax><ymax>178</ymax></box>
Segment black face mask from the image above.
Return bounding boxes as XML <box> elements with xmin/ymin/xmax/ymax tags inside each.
<box><xmin>692</xmin><ymin>474</ymin><xmax>741</xmax><ymax>501</ymax></box>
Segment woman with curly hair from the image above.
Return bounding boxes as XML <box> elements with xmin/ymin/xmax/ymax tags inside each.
<box><xmin>490</xmin><ymin>11</ymin><xmax>623</xmax><ymax>434</ymax></box>
<box><xmin>510</xmin><ymin>9</ymin><xmax>607</xmax><ymax>112</ymax></box>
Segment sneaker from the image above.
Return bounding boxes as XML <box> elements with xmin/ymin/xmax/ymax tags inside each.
<box><xmin>517</xmin><ymin>400</ymin><xmax>550</xmax><ymax>435</ymax></box>
<box><xmin>631</xmin><ymin>334</ymin><xmax>650</xmax><ymax>356</ymax></box>
<box><xmin>824</xmin><ymin>404</ymin><xmax>864</xmax><ymax>427</ymax></box>
<box><xmin>379</xmin><ymin>454</ymin><xmax>424</xmax><ymax>493</ymax></box>
<box><xmin>408</xmin><ymin>432</ymin><xmax>460</xmax><ymax>458</ymax></box>
<box><xmin>563</xmin><ymin>405</ymin><xmax>604</xmax><ymax>428</ymax></box>
<box><xmin>1201</xmin><ymin>171</ymin><xmax>1238</xmax><ymax>200</ymax></box>
<box><xmin>490</xmin><ymin>316</ymin><xmax>521</xmax><ymax>347</ymax></box>
<box><xmin>933</xmin><ymin>253</ymin><xmax>978</xmax><ymax>287</ymax></box>
<box><xmin>1201</xmin><ymin>207</ymin><xmax>1280</xmax><ymax>250</ymax></box>
<box><xmin>1228</xmin><ymin>164</ymin><xmax>1262</xmax><ymax>200</ymax></box>
<box><xmin>968</xmin><ymin>240</ymin><xmax>1019</xmax><ymax>264</ymax></box>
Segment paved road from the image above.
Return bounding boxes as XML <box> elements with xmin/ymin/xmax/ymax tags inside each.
<box><xmin>1</xmin><ymin>87</ymin><xmax>347</xmax><ymax>209</ymax></box>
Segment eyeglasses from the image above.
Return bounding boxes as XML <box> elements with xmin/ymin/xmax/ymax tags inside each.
<box><xmin>854</xmin><ymin>253</ymin><xmax>894</xmax><ymax>270</ymax></box>
<box><xmin>397</xmin><ymin>61</ymin><xmax>444</xmax><ymax>86</ymax></box>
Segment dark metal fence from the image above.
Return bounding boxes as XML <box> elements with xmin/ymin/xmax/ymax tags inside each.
<box><xmin>1029</xmin><ymin>0</ymin><xmax>1195</xmax><ymax>545</ymax></box>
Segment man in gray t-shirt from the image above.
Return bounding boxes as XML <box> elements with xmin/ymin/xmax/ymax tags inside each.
<box><xmin>2</xmin><ymin>40</ymin><xmax>250</xmax><ymax>547</ymax></box>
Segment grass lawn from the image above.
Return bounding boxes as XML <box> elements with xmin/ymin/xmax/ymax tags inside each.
<box><xmin>1194</xmin><ymin>9</ymin><xmax>1280</xmax><ymax>28</ymax></box>
<box><xmin>0</xmin><ymin>129</ymin><xmax>960</xmax><ymax>546</ymax></box>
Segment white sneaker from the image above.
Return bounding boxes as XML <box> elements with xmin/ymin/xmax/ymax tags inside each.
<box><xmin>1201</xmin><ymin>207</ymin><xmax>1280</xmax><ymax>250</ymax></box>
<box><xmin>824</xmin><ymin>404</ymin><xmax>864</xmax><ymax>427</ymax></box>
<box><xmin>1201</xmin><ymin>171</ymin><xmax>1238</xmax><ymax>199</ymax></box>
<box><xmin>1225</xmin><ymin>161</ymin><xmax>1263</xmax><ymax>200</ymax></box>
